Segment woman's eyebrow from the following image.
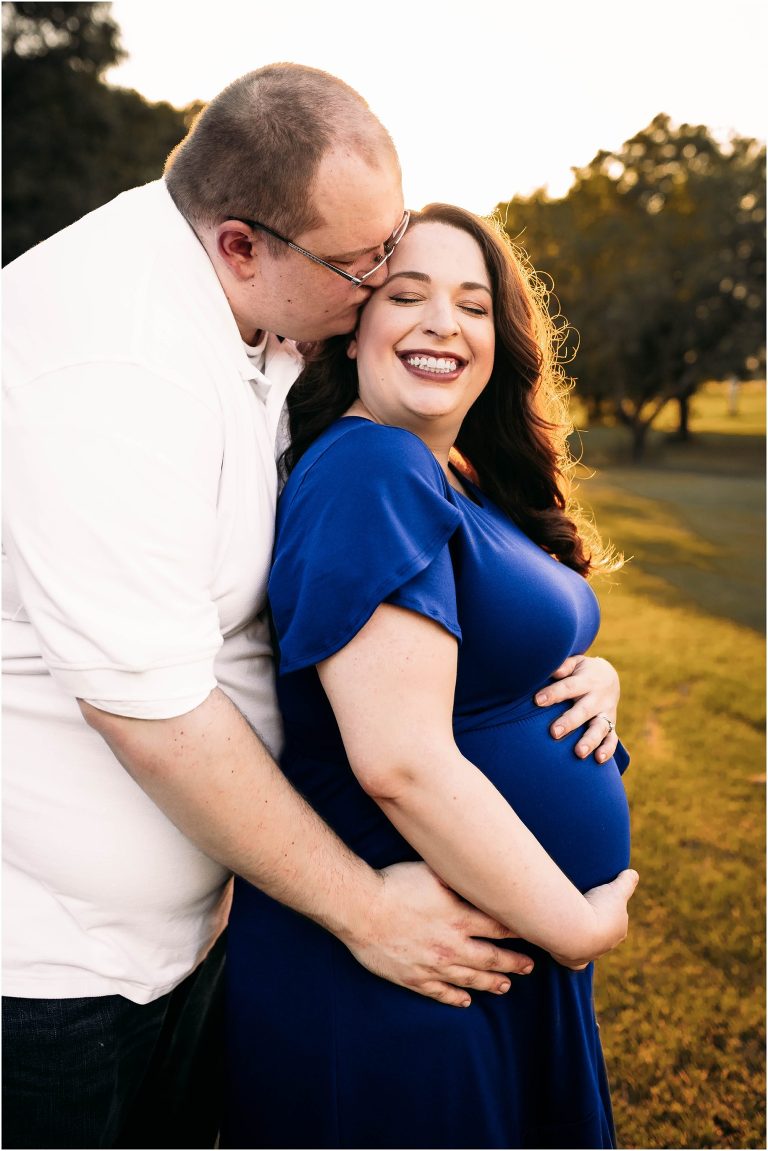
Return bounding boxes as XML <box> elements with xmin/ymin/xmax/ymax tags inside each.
<box><xmin>385</xmin><ymin>270</ymin><xmax>430</xmax><ymax>283</ymax></box>
<box><xmin>386</xmin><ymin>270</ymin><xmax>492</xmax><ymax>294</ymax></box>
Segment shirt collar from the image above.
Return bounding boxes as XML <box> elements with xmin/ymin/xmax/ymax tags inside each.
<box><xmin>238</xmin><ymin>332</ymin><xmax>303</xmax><ymax>404</ymax></box>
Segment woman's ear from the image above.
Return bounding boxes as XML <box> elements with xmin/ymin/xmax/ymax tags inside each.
<box><xmin>346</xmin><ymin>337</ymin><xmax>358</xmax><ymax>360</ymax></box>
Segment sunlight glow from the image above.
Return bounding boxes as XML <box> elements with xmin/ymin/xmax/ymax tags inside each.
<box><xmin>105</xmin><ymin>0</ymin><xmax>767</xmax><ymax>215</ymax></box>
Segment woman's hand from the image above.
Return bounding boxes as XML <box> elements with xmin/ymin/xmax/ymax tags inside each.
<box><xmin>321</xmin><ymin>606</ymin><xmax>631</xmax><ymax>968</ymax></box>
<box><xmin>534</xmin><ymin>655</ymin><xmax>620</xmax><ymax>763</ymax></box>
<box><xmin>549</xmin><ymin>868</ymin><xmax>639</xmax><ymax>969</ymax></box>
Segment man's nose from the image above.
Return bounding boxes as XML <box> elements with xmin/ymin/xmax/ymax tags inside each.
<box><xmin>362</xmin><ymin>260</ymin><xmax>390</xmax><ymax>289</ymax></box>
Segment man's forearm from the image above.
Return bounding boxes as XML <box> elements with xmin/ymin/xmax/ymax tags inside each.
<box><xmin>79</xmin><ymin>686</ymin><xmax>546</xmax><ymax>1005</ymax></box>
<box><xmin>79</xmin><ymin>688</ymin><xmax>380</xmax><ymax>942</ymax></box>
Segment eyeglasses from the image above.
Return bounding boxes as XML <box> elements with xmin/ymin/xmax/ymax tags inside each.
<box><xmin>226</xmin><ymin>209</ymin><xmax>410</xmax><ymax>286</ymax></box>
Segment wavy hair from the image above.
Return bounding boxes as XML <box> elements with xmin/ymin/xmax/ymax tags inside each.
<box><xmin>282</xmin><ymin>203</ymin><xmax>616</xmax><ymax>578</ymax></box>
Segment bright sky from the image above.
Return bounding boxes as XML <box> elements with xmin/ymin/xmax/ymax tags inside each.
<box><xmin>106</xmin><ymin>0</ymin><xmax>766</xmax><ymax>215</ymax></box>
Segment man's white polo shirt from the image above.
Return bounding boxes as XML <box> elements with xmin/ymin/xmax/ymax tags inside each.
<box><xmin>2</xmin><ymin>181</ymin><xmax>302</xmax><ymax>1002</ymax></box>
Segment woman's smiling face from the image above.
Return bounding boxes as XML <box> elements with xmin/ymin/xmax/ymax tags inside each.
<box><xmin>347</xmin><ymin>221</ymin><xmax>495</xmax><ymax>444</ymax></box>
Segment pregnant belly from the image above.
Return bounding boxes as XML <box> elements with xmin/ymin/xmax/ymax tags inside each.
<box><xmin>455</xmin><ymin>704</ymin><xmax>631</xmax><ymax>892</ymax></box>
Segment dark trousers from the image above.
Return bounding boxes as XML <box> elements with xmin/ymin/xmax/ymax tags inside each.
<box><xmin>2</xmin><ymin>932</ymin><xmax>226</xmax><ymax>1150</ymax></box>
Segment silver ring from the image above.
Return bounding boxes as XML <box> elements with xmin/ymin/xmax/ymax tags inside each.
<box><xmin>598</xmin><ymin>714</ymin><xmax>615</xmax><ymax>734</ymax></box>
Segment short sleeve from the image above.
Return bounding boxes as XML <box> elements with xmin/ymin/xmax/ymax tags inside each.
<box><xmin>269</xmin><ymin>421</ymin><xmax>462</xmax><ymax>673</ymax></box>
<box><xmin>2</xmin><ymin>361</ymin><xmax>224</xmax><ymax>718</ymax></box>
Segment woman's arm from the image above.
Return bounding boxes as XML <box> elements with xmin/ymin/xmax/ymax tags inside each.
<box><xmin>80</xmin><ymin>690</ymin><xmax>533</xmax><ymax>1006</ymax></box>
<box><xmin>319</xmin><ymin>605</ymin><xmax>637</xmax><ymax>967</ymax></box>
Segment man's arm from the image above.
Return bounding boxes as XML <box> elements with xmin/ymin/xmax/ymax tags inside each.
<box><xmin>80</xmin><ymin>688</ymin><xmax>533</xmax><ymax>1007</ymax></box>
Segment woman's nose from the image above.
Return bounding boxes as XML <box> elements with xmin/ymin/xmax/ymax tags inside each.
<box><xmin>422</xmin><ymin>298</ymin><xmax>459</xmax><ymax>338</ymax></box>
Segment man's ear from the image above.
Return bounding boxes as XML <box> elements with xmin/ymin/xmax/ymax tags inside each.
<box><xmin>346</xmin><ymin>336</ymin><xmax>358</xmax><ymax>360</ymax></box>
<box><xmin>216</xmin><ymin>222</ymin><xmax>259</xmax><ymax>280</ymax></box>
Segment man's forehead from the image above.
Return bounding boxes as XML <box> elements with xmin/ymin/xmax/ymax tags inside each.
<box><xmin>302</xmin><ymin>148</ymin><xmax>403</xmax><ymax>254</ymax></box>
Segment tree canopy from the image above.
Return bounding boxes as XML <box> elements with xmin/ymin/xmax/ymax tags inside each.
<box><xmin>4</xmin><ymin>6</ymin><xmax>764</xmax><ymax>462</ymax></box>
<box><xmin>498</xmin><ymin>115</ymin><xmax>765</xmax><ymax>455</ymax></box>
<box><xmin>2</xmin><ymin>1</ymin><xmax>196</xmax><ymax>265</ymax></box>
<box><xmin>2</xmin><ymin>1</ymin><xmax>123</xmax><ymax>73</ymax></box>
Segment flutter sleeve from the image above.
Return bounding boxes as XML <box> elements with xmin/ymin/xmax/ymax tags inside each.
<box><xmin>269</xmin><ymin>421</ymin><xmax>463</xmax><ymax>674</ymax></box>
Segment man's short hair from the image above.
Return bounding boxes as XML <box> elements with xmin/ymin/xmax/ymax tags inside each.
<box><xmin>164</xmin><ymin>63</ymin><xmax>398</xmax><ymax>243</ymax></box>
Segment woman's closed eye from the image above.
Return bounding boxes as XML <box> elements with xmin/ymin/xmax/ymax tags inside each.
<box><xmin>389</xmin><ymin>292</ymin><xmax>424</xmax><ymax>305</ymax></box>
<box><xmin>388</xmin><ymin>293</ymin><xmax>488</xmax><ymax>316</ymax></box>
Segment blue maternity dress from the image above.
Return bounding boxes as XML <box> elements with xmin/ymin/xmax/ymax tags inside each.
<box><xmin>223</xmin><ymin>417</ymin><xmax>631</xmax><ymax>1150</ymax></box>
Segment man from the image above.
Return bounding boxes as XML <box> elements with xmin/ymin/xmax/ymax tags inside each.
<box><xmin>2</xmin><ymin>63</ymin><xmax>624</xmax><ymax>1149</ymax></box>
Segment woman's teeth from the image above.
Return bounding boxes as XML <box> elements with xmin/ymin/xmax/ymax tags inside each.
<box><xmin>405</xmin><ymin>355</ymin><xmax>458</xmax><ymax>374</ymax></box>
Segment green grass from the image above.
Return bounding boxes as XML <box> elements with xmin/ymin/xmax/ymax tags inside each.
<box><xmin>576</xmin><ymin>382</ymin><xmax>765</xmax><ymax>1148</ymax></box>
<box><xmin>571</xmin><ymin>379</ymin><xmax>766</xmax><ymax>475</ymax></box>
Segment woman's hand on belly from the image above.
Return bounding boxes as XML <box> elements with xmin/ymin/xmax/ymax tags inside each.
<box><xmin>534</xmin><ymin>654</ymin><xmax>620</xmax><ymax>763</ymax></box>
<box><xmin>320</xmin><ymin>604</ymin><xmax>635</xmax><ymax>967</ymax></box>
<box><xmin>548</xmin><ymin>868</ymin><xmax>639</xmax><ymax>970</ymax></box>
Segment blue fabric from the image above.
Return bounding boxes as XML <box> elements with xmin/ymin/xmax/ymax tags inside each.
<box><xmin>224</xmin><ymin>417</ymin><xmax>631</xmax><ymax>1149</ymax></box>
<box><xmin>270</xmin><ymin>419</ymin><xmax>462</xmax><ymax>673</ymax></box>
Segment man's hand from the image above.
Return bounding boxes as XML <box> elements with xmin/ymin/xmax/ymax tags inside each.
<box><xmin>342</xmin><ymin>862</ymin><xmax>534</xmax><ymax>1008</ymax></box>
<box><xmin>549</xmin><ymin>868</ymin><xmax>639</xmax><ymax>970</ymax></box>
<box><xmin>534</xmin><ymin>655</ymin><xmax>620</xmax><ymax>763</ymax></box>
<box><xmin>80</xmin><ymin>694</ymin><xmax>532</xmax><ymax>1009</ymax></box>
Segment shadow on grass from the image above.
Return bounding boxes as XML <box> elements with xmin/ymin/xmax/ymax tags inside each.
<box><xmin>574</xmin><ymin>431</ymin><xmax>765</xmax><ymax>632</ymax></box>
<box><xmin>572</xmin><ymin>392</ymin><xmax>766</xmax><ymax>1149</ymax></box>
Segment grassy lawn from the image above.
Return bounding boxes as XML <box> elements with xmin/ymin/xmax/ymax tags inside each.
<box><xmin>575</xmin><ymin>382</ymin><xmax>765</xmax><ymax>1148</ymax></box>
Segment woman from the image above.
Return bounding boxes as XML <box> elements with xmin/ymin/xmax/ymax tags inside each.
<box><xmin>223</xmin><ymin>205</ymin><xmax>636</xmax><ymax>1149</ymax></box>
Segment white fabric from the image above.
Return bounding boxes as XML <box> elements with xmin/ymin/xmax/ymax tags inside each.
<box><xmin>2</xmin><ymin>181</ymin><xmax>302</xmax><ymax>1002</ymax></box>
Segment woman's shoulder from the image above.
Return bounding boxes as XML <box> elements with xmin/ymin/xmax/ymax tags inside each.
<box><xmin>287</xmin><ymin>417</ymin><xmax>446</xmax><ymax>492</ymax></box>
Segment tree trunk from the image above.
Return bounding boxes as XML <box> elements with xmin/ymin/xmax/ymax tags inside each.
<box><xmin>586</xmin><ymin>395</ymin><xmax>608</xmax><ymax>424</ymax></box>
<box><xmin>631</xmin><ymin>419</ymin><xmax>651</xmax><ymax>461</ymax></box>
<box><xmin>671</xmin><ymin>393</ymin><xmax>692</xmax><ymax>441</ymax></box>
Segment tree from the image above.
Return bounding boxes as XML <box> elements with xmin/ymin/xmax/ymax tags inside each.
<box><xmin>2</xmin><ymin>1</ymin><xmax>123</xmax><ymax>72</ymax></box>
<box><xmin>497</xmin><ymin>115</ymin><xmax>766</xmax><ymax>457</ymax></box>
<box><xmin>2</xmin><ymin>2</ymin><xmax>195</xmax><ymax>264</ymax></box>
